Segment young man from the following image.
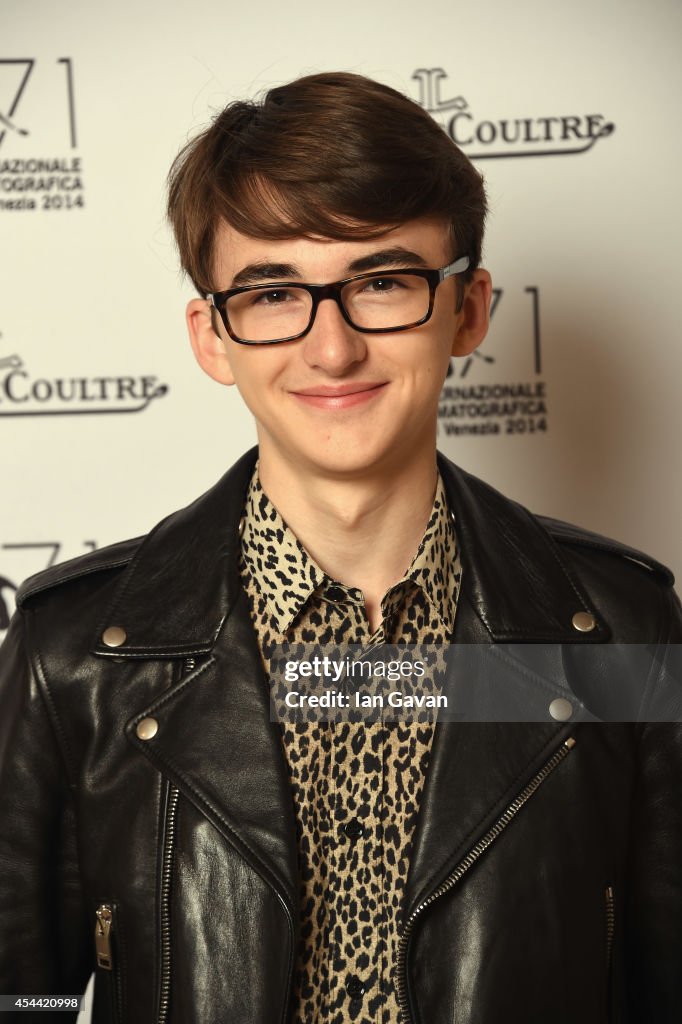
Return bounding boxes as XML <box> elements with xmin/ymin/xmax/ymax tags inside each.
<box><xmin>1</xmin><ymin>72</ymin><xmax>681</xmax><ymax>1024</ymax></box>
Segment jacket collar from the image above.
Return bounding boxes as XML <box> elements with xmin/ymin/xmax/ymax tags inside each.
<box><xmin>92</xmin><ymin>446</ymin><xmax>606</xmax><ymax>658</ymax></box>
<box><xmin>441</xmin><ymin>453</ymin><xmax>607</xmax><ymax>642</ymax></box>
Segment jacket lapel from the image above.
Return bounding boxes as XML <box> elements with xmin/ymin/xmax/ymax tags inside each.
<box><xmin>124</xmin><ymin>587</ymin><xmax>299</xmax><ymax>916</ymax></box>
<box><xmin>436</xmin><ymin>454</ymin><xmax>607</xmax><ymax>643</ymax></box>
<box><xmin>404</xmin><ymin>717</ymin><xmax>575</xmax><ymax>918</ymax></box>
<box><xmin>91</xmin><ymin>448</ymin><xmax>259</xmax><ymax>658</ymax></box>
<box><xmin>403</xmin><ymin>457</ymin><xmax>602</xmax><ymax>916</ymax></box>
<box><xmin>90</xmin><ymin>448</ymin><xmax>298</xmax><ymax>911</ymax></box>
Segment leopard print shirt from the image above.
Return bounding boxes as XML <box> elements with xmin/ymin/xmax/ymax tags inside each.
<box><xmin>239</xmin><ymin>466</ymin><xmax>461</xmax><ymax>1024</ymax></box>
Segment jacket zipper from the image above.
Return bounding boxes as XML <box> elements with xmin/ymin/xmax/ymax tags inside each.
<box><xmin>605</xmin><ymin>884</ymin><xmax>615</xmax><ymax>1018</ymax></box>
<box><xmin>156</xmin><ymin>655</ymin><xmax>193</xmax><ymax>1024</ymax></box>
<box><xmin>605</xmin><ymin>885</ymin><xmax>615</xmax><ymax>962</ymax></box>
<box><xmin>396</xmin><ymin>735</ymin><xmax>577</xmax><ymax>1023</ymax></box>
<box><xmin>94</xmin><ymin>902</ymin><xmax>123</xmax><ymax>1020</ymax></box>
<box><xmin>155</xmin><ymin>656</ymin><xmax>295</xmax><ymax>1024</ymax></box>
<box><xmin>158</xmin><ymin>784</ymin><xmax>180</xmax><ymax>1024</ymax></box>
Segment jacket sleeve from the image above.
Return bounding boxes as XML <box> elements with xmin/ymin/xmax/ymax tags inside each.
<box><xmin>0</xmin><ymin>609</ymin><xmax>91</xmax><ymax>1021</ymax></box>
<box><xmin>625</xmin><ymin>585</ymin><xmax>682</xmax><ymax>1019</ymax></box>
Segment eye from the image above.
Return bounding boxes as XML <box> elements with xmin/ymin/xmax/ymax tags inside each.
<box><xmin>250</xmin><ymin>287</ymin><xmax>297</xmax><ymax>306</ymax></box>
<box><xmin>361</xmin><ymin>276</ymin><xmax>404</xmax><ymax>293</ymax></box>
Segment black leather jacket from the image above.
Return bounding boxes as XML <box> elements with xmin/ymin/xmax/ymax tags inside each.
<box><xmin>1</xmin><ymin>448</ymin><xmax>681</xmax><ymax>1024</ymax></box>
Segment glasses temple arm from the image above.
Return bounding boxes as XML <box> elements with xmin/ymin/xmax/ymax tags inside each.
<box><xmin>439</xmin><ymin>255</ymin><xmax>470</xmax><ymax>282</ymax></box>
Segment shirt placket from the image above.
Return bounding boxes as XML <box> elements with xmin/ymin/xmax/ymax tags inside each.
<box><xmin>239</xmin><ymin>466</ymin><xmax>460</xmax><ymax>1024</ymax></box>
<box><xmin>325</xmin><ymin>598</ymin><xmax>388</xmax><ymax>1023</ymax></box>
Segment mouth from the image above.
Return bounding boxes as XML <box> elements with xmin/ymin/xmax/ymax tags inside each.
<box><xmin>290</xmin><ymin>382</ymin><xmax>388</xmax><ymax>410</ymax></box>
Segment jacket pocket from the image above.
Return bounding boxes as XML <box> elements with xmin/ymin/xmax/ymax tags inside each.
<box><xmin>94</xmin><ymin>901</ymin><xmax>124</xmax><ymax>1024</ymax></box>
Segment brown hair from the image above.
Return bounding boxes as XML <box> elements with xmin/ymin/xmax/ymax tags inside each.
<box><xmin>167</xmin><ymin>71</ymin><xmax>487</xmax><ymax>296</ymax></box>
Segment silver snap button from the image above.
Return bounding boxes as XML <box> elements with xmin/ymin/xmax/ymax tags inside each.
<box><xmin>136</xmin><ymin>717</ymin><xmax>159</xmax><ymax>740</ymax></box>
<box><xmin>102</xmin><ymin>625</ymin><xmax>127</xmax><ymax>647</ymax></box>
<box><xmin>238</xmin><ymin>516</ymin><xmax>245</xmax><ymax>537</ymax></box>
<box><xmin>572</xmin><ymin>611</ymin><xmax>596</xmax><ymax>633</ymax></box>
<box><xmin>549</xmin><ymin>697</ymin><xmax>573</xmax><ymax>721</ymax></box>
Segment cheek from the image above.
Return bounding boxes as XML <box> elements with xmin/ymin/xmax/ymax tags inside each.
<box><xmin>413</xmin><ymin>324</ymin><xmax>456</xmax><ymax>378</ymax></box>
<box><xmin>228</xmin><ymin>351</ymin><xmax>285</xmax><ymax>409</ymax></box>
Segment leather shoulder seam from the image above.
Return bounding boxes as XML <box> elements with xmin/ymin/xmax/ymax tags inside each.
<box><xmin>538</xmin><ymin>516</ymin><xmax>674</xmax><ymax>586</ymax></box>
<box><xmin>16</xmin><ymin>537</ymin><xmax>144</xmax><ymax>607</ymax></box>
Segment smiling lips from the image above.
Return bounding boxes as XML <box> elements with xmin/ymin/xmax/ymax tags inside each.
<box><xmin>290</xmin><ymin>382</ymin><xmax>388</xmax><ymax>410</ymax></box>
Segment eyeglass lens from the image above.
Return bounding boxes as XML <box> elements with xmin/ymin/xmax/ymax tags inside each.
<box><xmin>224</xmin><ymin>273</ymin><xmax>431</xmax><ymax>343</ymax></box>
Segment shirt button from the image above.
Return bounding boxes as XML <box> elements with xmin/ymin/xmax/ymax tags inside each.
<box><xmin>346</xmin><ymin>976</ymin><xmax>366</xmax><ymax>1000</ymax></box>
<box><xmin>342</xmin><ymin>818</ymin><xmax>366</xmax><ymax>841</ymax></box>
<box><xmin>325</xmin><ymin>585</ymin><xmax>346</xmax><ymax>603</ymax></box>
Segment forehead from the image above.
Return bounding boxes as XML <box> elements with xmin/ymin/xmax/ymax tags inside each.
<box><xmin>211</xmin><ymin>217</ymin><xmax>452</xmax><ymax>286</ymax></box>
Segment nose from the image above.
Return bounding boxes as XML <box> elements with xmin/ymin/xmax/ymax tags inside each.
<box><xmin>301</xmin><ymin>294</ymin><xmax>368</xmax><ymax>376</ymax></box>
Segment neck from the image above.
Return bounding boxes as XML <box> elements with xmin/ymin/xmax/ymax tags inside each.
<box><xmin>257</xmin><ymin>444</ymin><xmax>439</xmax><ymax>631</ymax></box>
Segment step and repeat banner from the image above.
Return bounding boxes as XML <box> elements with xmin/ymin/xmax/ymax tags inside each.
<box><xmin>2</xmin><ymin>0</ymin><xmax>681</xmax><ymax>647</ymax></box>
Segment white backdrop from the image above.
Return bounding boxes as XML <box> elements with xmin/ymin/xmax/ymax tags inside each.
<box><xmin>3</xmin><ymin>0</ymin><xmax>681</xmax><ymax>634</ymax></box>
<box><xmin>2</xmin><ymin>0</ymin><xmax>681</xmax><ymax>1016</ymax></box>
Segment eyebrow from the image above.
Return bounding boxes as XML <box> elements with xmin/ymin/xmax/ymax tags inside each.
<box><xmin>229</xmin><ymin>247</ymin><xmax>431</xmax><ymax>288</ymax></box>
<box><xmin>230</xmin><ymin>262</ymin><xmax>299</xmax><ymax>288</ymax></box>
<box><xmin>347</xmin><ymin>247</ymin><xmax>430</xmax><ymax>274</ymax></box>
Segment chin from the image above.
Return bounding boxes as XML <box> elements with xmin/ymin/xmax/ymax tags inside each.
<box><xmin>298</xmin><ymin>439</ymin><xmax>400</xmax><ymax>479</ymax></box>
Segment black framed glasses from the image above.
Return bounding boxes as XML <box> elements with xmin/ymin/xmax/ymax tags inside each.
<box><xmin>208</xmin><ymin>256</ymin><xmax>471</xmax><ymax>346</ymax></box>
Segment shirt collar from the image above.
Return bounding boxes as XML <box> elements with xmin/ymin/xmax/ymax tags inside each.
<box><xmin>240</xmin><ymin>463</ymin><xmax>460</xmax><ymax>636</ymax></box>
<box><xmin>385</xmin><ymin>472</ymin><xmax>461</xmax><ymax>636</ymax></box>
<box><xmin>239</xmin><ymin>467</ymin><xmax>325</xmax><ymax>633</ymax></box>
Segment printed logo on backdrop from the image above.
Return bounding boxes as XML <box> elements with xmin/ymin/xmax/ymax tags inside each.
<box><xmin>411</xmin><ymin>67</ymin><xmax>601</xmax><ymax>436</ymax></box>
<box><xmin>0</xmin><ymin>541</ymin><xmax>97</xmax><ymax>644</ymax></box>
<box><xmin>413</xmin><ymin>67</ymin><xmax>615</xmax><ymax>159</ymax></box>
<box><xmin>439</xmin><ymin>286</ymin><xmax>548</xmax><ymax>439</ymax></box>
<box><xmin>0</xmin><ymin>58</ymin><xmax>84</xmax><ymax>212</ymax></box>
<box><xmin>0</xmin><ymin>338</ymin><xmax>168</xmax><ymax>415</ymax></box>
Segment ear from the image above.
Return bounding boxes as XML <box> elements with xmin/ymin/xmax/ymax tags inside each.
<box><xmin>451</xmin><ymin>269</ymin><xmax>493</xmax><ymax>357</ymax></box>
<box><xmin>186</xmin><ymin>298</ymin><xmax>236</xmax><ymax>386</ymax></box>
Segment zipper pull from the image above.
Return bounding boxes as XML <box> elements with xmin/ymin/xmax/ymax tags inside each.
<box><xmin>95</xmin><ymin>904</ymin><xmax>114</xmax><ymax>970</ymax></box>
